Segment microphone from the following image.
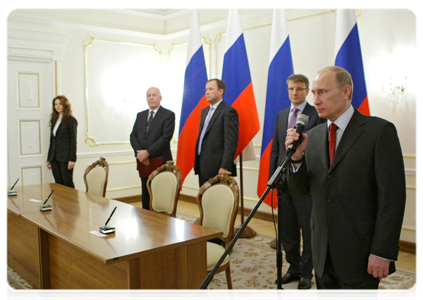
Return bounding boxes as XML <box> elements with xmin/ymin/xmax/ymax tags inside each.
<box><xmin>267</xmin><ymin>114</ymin><xmax>309</xmax><ymax>189</ymax></box>
<box><xmin>40</xmin><ymin>190</ymin><xmax>54</xmax><ymax>211</ymax></box>
<box><xmin>287</xmin><ymin>114</ymin><xmax>309</xmax><ymax>152</ymax></box>
<box><xmin>8</xmin><ymin>178</ymin><xmax>19</xmax><ymax>196</ymax></box>
<box><xmin>99</xmin><ymin>206</ymin><xmax>117</xmax><ymax>234</ymax></box>
<box><xmin>294</xmin><ymin>114</ymin><xmax>309</xmax><ymax>135</ymax></box>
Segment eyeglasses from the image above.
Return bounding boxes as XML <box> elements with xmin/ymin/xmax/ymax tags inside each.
<box><xmin>287</xmin><ymin>87</ymin><xmax>309</xmax><ymax>92</ymax></box>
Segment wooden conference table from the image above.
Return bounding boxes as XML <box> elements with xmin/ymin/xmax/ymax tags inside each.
<box><xmin>7</xmin><ymin>183</ymin><xmax>221</xmax><ymax>289</ymax></box>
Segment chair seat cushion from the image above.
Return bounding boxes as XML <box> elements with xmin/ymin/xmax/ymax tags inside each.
<box><xmin>207</xmin><ymin>242</ymin><xmax>230</xmax><ymax>271</ymax></box>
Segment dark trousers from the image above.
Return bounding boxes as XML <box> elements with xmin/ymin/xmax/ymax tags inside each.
<box><xmin>278</xmin><ymin>188</ymin><xmax>313</xmax><ymax>279</ymax></box>
<box><xmin>141</xmin><ymin>177</ymin><xmax>150</xmax><ymax>210</ymax></box>
<box><xmin>315</xmin><ymin>248</ymin><xmax>380</xmax><ymax>289</ymax></box>
<box><xmin>198</xmin><ymin>175</ymin><xmax>208</xmax><ymax>188</ymax></box>
<box><xmin>50</xmin><ymin>159</ymin><xmax>74</xmax><ymax>188</ymax></box>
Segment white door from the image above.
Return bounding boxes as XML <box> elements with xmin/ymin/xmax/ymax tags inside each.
<box><xmin>7</xmin><ymin>58</ymin><xmax>56</xmax><ymax>188</ymax></box>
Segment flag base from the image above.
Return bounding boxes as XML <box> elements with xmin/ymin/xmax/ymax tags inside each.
<box><xmin>234</xmin><ymin>225</ymin><xmax>256</xmax><ymax>238</ymax></box>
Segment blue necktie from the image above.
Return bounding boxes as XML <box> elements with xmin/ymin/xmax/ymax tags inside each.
<box><xmin>197</xmin><ymin>107</ymin><xmax>215</xmax><ymax>155</ymax></box>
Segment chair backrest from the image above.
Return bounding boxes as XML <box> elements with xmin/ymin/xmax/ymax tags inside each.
<box><xmin>147</xmin><ymin>161</ymin><xmax>181</xmax><ymax>217</ymax></box>
<box><xmin>84</xmin><ymin>157</ymin><xmax>109</xmax><ymax>197</ymax></box>
<box><xmin>197</xmin><ymin>172</ymin><xmax>239</xmax><ymax>245</ymax></box>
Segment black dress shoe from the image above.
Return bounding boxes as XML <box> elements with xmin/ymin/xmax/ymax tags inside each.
<box><xmin>275</xmin><ymin>273</ymin><xmax>300</xmax><ymax>284</ymax></box>
<box><xmin>298</xmin><ymin>277</ymin><xmax>312</xmax><ymax>289</ymax></box>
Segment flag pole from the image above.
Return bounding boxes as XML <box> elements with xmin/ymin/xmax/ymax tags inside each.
<box><xmin>234</xmin><ymin>152</ymin><xmax>257</xmax><ymax>238</ymax></box>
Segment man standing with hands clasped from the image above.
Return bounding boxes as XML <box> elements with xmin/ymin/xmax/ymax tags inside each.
<box><xmin>285</xmin><ymin>66</ymin><xmax>406</xmax><ymax>289</ymax></box>
<box><xmin>130</xmin><ymin>87</ymin><xmax>175</xmax><ymax>210</ymax></box>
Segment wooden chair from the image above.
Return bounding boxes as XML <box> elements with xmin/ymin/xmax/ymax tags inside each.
<box><xmin>147</xmin><ymin>161</ymin><xmax>181</xmax><ymax>217</ymax></box>
<box><xmin>196</xmin><ymin>171</ymin><xmax>239</xmax><ymax>289</ymax></box>
<box><xmin>84</xmin><ymin>157</ymin><xmax>109</xmax><ymax>197</ymax></box>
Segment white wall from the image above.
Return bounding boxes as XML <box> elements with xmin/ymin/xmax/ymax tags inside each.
<box><xmin>7</xmin><ymin>8</ymin><xmax>416</xmax><ymax>243</ymax></box>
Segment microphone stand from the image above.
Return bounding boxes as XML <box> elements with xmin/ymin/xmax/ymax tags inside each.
<box><xmin>199</xmin><ymin>136</ymin><xmax>303</xmax><ymax>290</ymax></box>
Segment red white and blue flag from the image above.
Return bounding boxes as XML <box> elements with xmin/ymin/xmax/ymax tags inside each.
<box><xmin>177</xmin><ymin>10</ymin><xmax>209</xmax><ymax>186</ymax></box>
<box><xmin>335</xmin><ymin>9</ymin><xmax>370</xmax><ymax>115</ymax></box>
<box><xmin>257</xmin><ymin>9</ymin><xmax>294</xmax><ymax>209</ymax></box>
<box><xmin>221</xmin><ymin>9</ymin><xmax>260</xmax><ymax>159</ymax></box>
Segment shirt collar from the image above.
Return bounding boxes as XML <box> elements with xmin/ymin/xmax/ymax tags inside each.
<box><xmin>210</xmin><ymin>99</ymin><xmax>223</xmax><ymax>109</ymax></box>
<box><xmin>327</xmin><ymin>105</ymin><xmax>354</xmax><ymax>131</ymax></box>
<box><xmin>291</xmin><ymin>101</ymin><xmax>307</xmax><ymax>112</ymax></box>
<box><xmin>149</xmin><ymin>106</ymin><xmax>160</xmax><ymax>114</ymax></box>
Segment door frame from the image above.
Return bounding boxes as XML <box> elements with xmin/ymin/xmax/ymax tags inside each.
<box><xmin>7</xmin><ymin>29</ymin><xmax>67</xmax><ymax>187</ymax></box>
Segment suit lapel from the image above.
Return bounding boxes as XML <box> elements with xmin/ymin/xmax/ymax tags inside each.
<box><xmin>314</xmin><ymin>124</ymin><xmax>330</xmax><ymax>172</ymax></box>
<box><xmin>280</xmin><ymin>108</ymin><xmax>289</xmax><ymax>132</ymax></box>
<box><xmin>53</xmin><ymin>127</ymin><xmax>61</xmax><ymax>138</ymax></box>
<box><xmin>329</xmin><ymin>110</ymin><xmax>365</xmax><ymax>172</ymax></box>
<box><xmin>54</xmin><ymin>119</ymin><xmax>66</xmax><ymax>138</ymax></box>
<box><xmin>139</xmin><ymin>110</ymin><xmax>148</xmax><ymax>134</ymax></box>
<box><xmin>204</xmin><ymin>103</ymin><xmax>222</xmax><ymax>136</ymax></box>
<box><xmin>302</xmin><ymin>103</ymin><xmax>314</xmax><ymax>118</ymax></box>
<box><xmin>199</xmin><ymin>106</ymin><xmax>210</xmax><ymax>132</ymax></box>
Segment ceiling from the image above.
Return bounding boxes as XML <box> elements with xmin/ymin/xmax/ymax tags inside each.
<box><xmin>129</xmin><ymin>9</ymin><xmax>185</xmax><ymax>16</ymax></box>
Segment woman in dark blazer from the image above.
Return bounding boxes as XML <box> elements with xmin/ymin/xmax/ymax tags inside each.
<box><xmin>46</xmin><ymin>95</ymin><xmax>78</xmax><ymax>188</ymax></box>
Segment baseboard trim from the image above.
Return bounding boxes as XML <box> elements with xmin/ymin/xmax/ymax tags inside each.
<box><xmin>399</xmin><ymin>240</ymin><xmax>416</xmax><ymax>254</ymax></box>
<box><xmin>115</xmin><ymin>193</ymin><xmax>416</xmax><ymax>254</ymax></box>
<box><xmin>178</xmin><ymin>194</ymin><xmax>196</xmax><ymax>204</ymax></box>
<box><xmin>115</xmin><ymin>195</ymin><xmax>141</xmax><ymax>204</ymax></box>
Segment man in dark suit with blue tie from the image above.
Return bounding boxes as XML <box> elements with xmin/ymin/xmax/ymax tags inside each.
<box><xmin>194</xmin><ymin>79</ymin><xmax>239</xmax><ymax>187</ymax></box>
<box><xmin>269</xmin><ymin>74</ymin><xmax>324</xmax><ymax>289</ymax></box>
<box><xmin>130</xmin><ymin>87</ymin><xmax>175</xmax><ymax>210</ymax></box>
<box><xmin>286</xmin><ymin>66</ymin><xmax>406</xmax><ymax>289</ymax></box>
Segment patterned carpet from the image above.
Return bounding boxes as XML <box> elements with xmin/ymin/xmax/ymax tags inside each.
<box><xmin>7</xmin><ymin>212</ymin><xmax>416</xmax><ymax>290</ymax></box>
<box><xmin>205</xmin><ymin>231</ymin><xmax>416</xmax><ymax>289</ymax></box>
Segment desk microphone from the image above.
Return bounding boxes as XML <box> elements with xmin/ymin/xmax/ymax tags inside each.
<box><xmin>99</xmin><ymin>206</ymin><xmax>117</xmax><ymax>234</ymax></box>
<box><xmin>40</xmin><ymin>190</ymin><xmax>54</xmax><ymax>211</ymax></box>
<box><xmin>8</xmin><ymin>178</ymin><xmax>19</xmax><ymax>196</ymax></box>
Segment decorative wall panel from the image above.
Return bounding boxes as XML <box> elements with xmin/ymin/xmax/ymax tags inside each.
<box><xmin>18</xmin><ymin>73</ymin><xmax>40</xmax><ymax>108</ymax></box>
<box><xmin>21</xmin><ymin>166</ymin><xmax>42</xmax><ymax>186</ymax></box>
<box><xmin>84</xmin><ymin>37</ymin><xmax>161</xmax><ymax>147</ymax></box>
<box><xmin>20</xmin><ymin>120</ymin><xmax>41</xmax><ymax>155</ymax></box>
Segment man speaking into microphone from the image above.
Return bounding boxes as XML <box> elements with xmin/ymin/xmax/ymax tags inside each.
<box><xmin>269</xmin><ymin>74</ymin><xmax>324</xmax><ymax>289</ymax></box>
<box><xmin>285</xmin><ymin>66</ymin><xmax>406</xmax><ymax>289</ymax></box>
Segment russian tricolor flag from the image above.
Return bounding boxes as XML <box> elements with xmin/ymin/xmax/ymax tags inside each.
<box><xmin>257</xmin><ymin>9</ymin><xmax>294</xmax><ymax>209</ymax></box>
<box><xmin>335</xmin><ymin>9</ymin><xmax>370</xmax><ymax>115</ymax></box>
<box><xmin>222</xmin><ymin>9</ymin><xmax>260</xmax><ymax>159</ymax></box>
<box><xmin>176</xmin><ymin>10</ymin><xmax>209</xmax><ymax>186</ymax></box>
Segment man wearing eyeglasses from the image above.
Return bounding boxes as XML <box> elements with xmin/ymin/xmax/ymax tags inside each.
<box><xmin>269</xmin><ymin>74</ymin><xmax>325</xmax><ymax>289</ymax></box>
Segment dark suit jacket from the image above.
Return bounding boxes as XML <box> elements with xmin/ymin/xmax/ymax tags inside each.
<box><xmin>269</xmin><ymin>102</ymin><xmax>324</xmax><ymax>181</ymax></box>
<box><xmin>194</xmin><ymin>101</ymin><xmax>239</xmax><ymax>182</ymax></box>
<box><xmin>47</xmin><ymin>116</ymin><xmax>77</xmax><ymax>163</ymax></box>
<box><xmin>130</xmin><ymin>106</ymin><xmax>175</xmax><ymax>173</ymax></box>
<box><xmin>287</xmin><ymin>109</ymin><xmax>406</xmax><ymax>284</ymax></box>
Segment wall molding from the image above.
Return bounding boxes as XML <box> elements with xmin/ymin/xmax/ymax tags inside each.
<box><xmin>7</xmin><ymin>28</ymin><xmax>67</xmax><ymax>61</ymax></box>
<box><xmin>405</xmin><ymin>169</ymin><xmax>416</xmax><ymax>176</ymax></box>
<box><xmin>102</xmin><ymin>9</ymin><xmax>191</xmax><ymax>21</ymax></box>
<box><xmin>77</xmin><ymin>150</ymin><xmax>134</xmax><ymax>159</ymax></box>
<box><xmin>8</xmin><ymin>9</ymin><xmax>275</xmax><ymax>41</ymax></box>
<box><xmin>9</xmin><ymin>15</ymin><xmax>167</xmax><ymax>40</ymax></box>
